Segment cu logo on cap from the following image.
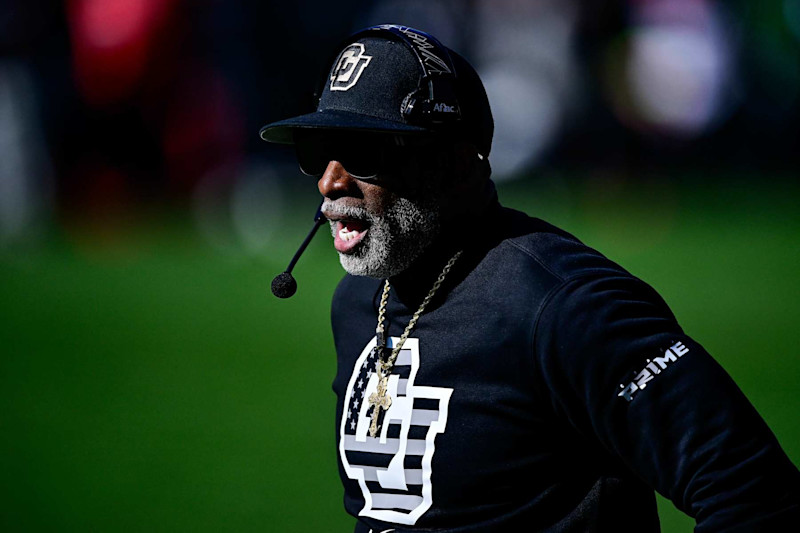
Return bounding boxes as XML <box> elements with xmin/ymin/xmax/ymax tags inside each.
<box><xmin>330</xmin><ymin>43</ymin><xmax>372</xmax><ymax>91</ymax></box>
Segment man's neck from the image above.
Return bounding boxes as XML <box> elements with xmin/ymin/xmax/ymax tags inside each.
<box><xmin>388</xmin><ymin>194</ymin><xmax>500</xmax><ymax>309</ymax></box>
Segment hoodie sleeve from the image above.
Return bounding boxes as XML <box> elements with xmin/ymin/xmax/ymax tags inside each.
<box><xmin>533</xmin><ymin>274</ymin><xmax>800</xmax><ymax>531</ymax></box>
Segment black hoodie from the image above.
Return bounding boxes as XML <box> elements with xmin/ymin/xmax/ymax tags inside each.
<box><xmin>330</xmin><ymin>205</ymin><xmax>799</xmax><ymax>532</ymax></box>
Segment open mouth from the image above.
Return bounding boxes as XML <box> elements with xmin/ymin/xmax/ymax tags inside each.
<box><xmin>333</xmin><ymin>218</ymin><xmax>370</xmax><ymax>253</ymax></box>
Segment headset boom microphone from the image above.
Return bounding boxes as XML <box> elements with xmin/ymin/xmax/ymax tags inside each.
<box><xmin>271</xmin><ymin>204</ymin><xmax>327</xmax><ymax>298</ymax></box>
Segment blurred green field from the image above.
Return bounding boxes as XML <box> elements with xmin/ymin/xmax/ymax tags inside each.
<box><xmin>1</xmin><ymin>175</ymin><xmax>798</xmax><ymax>532</ymax></box>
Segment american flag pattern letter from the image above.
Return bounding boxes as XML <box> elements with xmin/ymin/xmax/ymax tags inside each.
<box><xmin>340</xmin><ymin>337</ymin><xmax>453</xmax><ymax>525</ymax></box>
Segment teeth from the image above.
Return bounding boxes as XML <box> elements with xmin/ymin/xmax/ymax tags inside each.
<box><xmin>339</xmin><ymin>227</ymin><xmax>360</xmax><ymax>242</ymax></box>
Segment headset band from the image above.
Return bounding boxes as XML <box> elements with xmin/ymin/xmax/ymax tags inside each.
<box><xmin>362</xmin><ymin>25</ymin><xmax>461</xmax><ymax>124</ymax></box>
<box><xmin>363</xmin><ymin>25</ymin><xmax>455</xmax><ymax>79</ymax></box>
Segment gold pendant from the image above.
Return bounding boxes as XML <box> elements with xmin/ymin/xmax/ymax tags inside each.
<box><xmin>367</xmin><ymin>375</ymin><xmax>392</xmax><ymax>437</ymax></box>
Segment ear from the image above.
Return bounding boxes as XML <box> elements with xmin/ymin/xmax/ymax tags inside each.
<box><xmin>449</xmin><ymin>142</ymin><xmax>488</xmax><ymax>194</ymax></box>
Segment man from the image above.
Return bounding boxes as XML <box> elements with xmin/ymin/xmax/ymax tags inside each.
<box><xmin>260</xmin><ymin>25</ymin><xmax>799</xmax><ymax>532</ymax></box>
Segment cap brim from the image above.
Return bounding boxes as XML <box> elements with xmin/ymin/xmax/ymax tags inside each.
<box><xmin>259</xmin><ymin>109</ymin><xmax>431</xmax><ymax>144</ymax></box>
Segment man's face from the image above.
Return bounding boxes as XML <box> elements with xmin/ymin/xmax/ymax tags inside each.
<box><xmin>306</xmin><ymin>135</ymin><xmax>444</xmax><ymax>278</ymax></box>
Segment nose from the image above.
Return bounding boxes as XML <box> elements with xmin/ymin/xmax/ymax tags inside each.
<box><xmin>317</xmin><ymin>161</ymin><xmax>359</xmax><ymax>199</ymax></box>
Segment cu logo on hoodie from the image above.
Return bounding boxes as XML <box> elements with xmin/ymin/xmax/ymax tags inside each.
<box><xmin>340</xmin><ymin>337</ymin><xmax>452</xmax><ymax>526</ymax></box>
<box><xmin>330</xmin><ymin>43</ymin><xmax>372</xmax><ymax>91</ymax></box>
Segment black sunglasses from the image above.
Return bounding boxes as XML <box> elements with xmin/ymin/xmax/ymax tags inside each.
<box><xmin>294</xmin><ymin>130</ymin><xmax>437</xmax><ymax>180</ymax></box>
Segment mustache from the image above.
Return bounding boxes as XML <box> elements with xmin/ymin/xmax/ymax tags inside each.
<box><xmin>321</xmin><ymin>200</ymin><xmax>376</xmax><ymax>222</ymax></box>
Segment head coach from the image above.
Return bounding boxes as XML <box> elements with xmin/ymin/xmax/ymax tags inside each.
<box><xmin>260</xmin><ymin>24</ymin><xmax>799</xmax><ymax>532</ymax></box>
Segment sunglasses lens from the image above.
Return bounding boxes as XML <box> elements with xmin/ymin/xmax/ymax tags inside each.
<box><xmin>294</xmin><ymin>131</ymin><xmax>386</xmax><ymax>179</ymax></box>
<box><xmin>341</xmin><ymin>152</ymin><xmax>381</xmax><ymax>180</ymax></box>
<box><xmin>296</xmin><ymin>145</ymin><xmax>327</xmax><ymax>177</ymax></box>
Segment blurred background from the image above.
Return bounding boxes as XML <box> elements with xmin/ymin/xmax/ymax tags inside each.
<box><xmin>1</xmin><ymin>0</ymin><xmax>797</xmax><ymax>531</ymax></box>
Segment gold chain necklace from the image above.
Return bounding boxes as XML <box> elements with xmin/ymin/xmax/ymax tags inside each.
<box><xmin>366</xmin><ymin>250</ymin><xmax>463</xmax><ymax>437</ymax></box>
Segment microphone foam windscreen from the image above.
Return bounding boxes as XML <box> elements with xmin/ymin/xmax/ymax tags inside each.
<box><xmin>271</xmin><ymin>272</ymin><xmax>297</xmax><ymax>298</ymax></box>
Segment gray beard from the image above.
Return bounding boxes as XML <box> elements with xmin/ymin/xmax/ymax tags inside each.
<box><xmin>323</xmin><ymin>195</ymin><xmax>441</xmax><ymax>279</ymax></box>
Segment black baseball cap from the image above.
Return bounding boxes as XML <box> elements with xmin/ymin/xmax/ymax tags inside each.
<box><xmin>259</xmin><ymin>25</ymin><xmax>494</xmax><ymax>158</ymax></box>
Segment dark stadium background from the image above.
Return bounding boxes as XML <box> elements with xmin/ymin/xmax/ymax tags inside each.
<box><xmin>1</xmin><ymin>1</ymin><xmax>797</xmax><ymax>531</ymax></box>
